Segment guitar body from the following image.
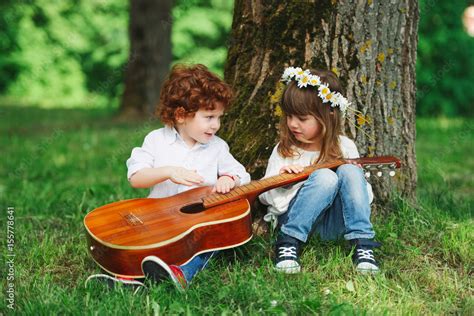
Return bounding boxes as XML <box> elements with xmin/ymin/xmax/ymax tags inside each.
<box><xmin>84</xmin><ymin>187</ymin><xmax>252</xmax><ymax>278</ymax></box>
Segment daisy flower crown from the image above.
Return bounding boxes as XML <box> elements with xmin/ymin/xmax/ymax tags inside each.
<box><xmin>281</xmin><ymin>67</ymin><xmax>351</xmax><ymax>114</ymax></box>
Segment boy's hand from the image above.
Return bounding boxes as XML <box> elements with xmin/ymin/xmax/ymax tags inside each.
<box><xmin>280</xmin><ymin>165</ymin><xmax>305</xmax><ymax>174</ymax></box>
<box><xmin>212</xmin><ymin>175</ymin><xmax>236</xmax><ymax>193</ymax></box>
<box><xmin>169</xmin><ymin>167</ymin><xmax>204</xmax><ymax>186</ymax></box>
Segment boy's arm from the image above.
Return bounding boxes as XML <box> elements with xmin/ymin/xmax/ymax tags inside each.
<box><xmin>126</xmin><ymin>132</ymin><xmax>156</xmax><ymax>182</ymax></box>
<box><xmin>126</xmin><ymin>131</ymin><xmax>203</xmax><ymax>189</ymax></box>
<box><xmin>128</xmin><ymin>167</ymin><xmax>172</xmax><ymax>188</ymax></box>
<box><xmin>130</xmin><ymin>167</ymin><xmax>204</xmax><ymax>188</ymax></box>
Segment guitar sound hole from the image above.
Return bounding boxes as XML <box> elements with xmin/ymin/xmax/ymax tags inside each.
<box><xmin>180</xmin><ymin>203</ymin><xmax>205</xmax><ymax>214</ymax></box>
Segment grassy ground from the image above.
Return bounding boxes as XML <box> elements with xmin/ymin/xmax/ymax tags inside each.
<box><xmin>1</xmin><ymin>105</ymin><xmax>472</xmax><ymax>315</ymax></box>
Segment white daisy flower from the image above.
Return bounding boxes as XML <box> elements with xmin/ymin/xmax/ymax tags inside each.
<box><xmin>332</xmin><ymin>93</ymin><xmax>343</xmax><ymax>106</ymax></box>
<box><xmin>281</xmin><ymin>67</ymin><xmax>296</xmax><ymax>82</ymax></box>
<box><xmin>318</xmin><ymin>84</ymin><xmax>331</xmax><ymax>101</ymax></box>
<box><xmin>324</xmin><ymin>92</ymin><xmax>335</xmax><ymax>104</ymax></box>
<box><xmin>309</xmin><ymin>75</ymin><xmax>321</xmax><ymax>87</ymax></box>
<box><xmin>318</xmin><ymin>83</ymin><xmax>329</xmax><ymax>92</ymax></box>
<box><xmin>335</xmin><ymin>94</ymin><xmax>350</xmax><ymax>112</ymax></box>
<box><xmin>339</xmin><ymin>99</ymin><xmax>350</xmax><ymax>113</ymax></box>
<box><xmin>294</xmin><ymin>67</ymin><xmax>305</xmax><ymax>80</ymax></box>
<box><xmin>297</xmin><ymin>74</ymin><xmax>310</xmax><ymax>88</ymax></box>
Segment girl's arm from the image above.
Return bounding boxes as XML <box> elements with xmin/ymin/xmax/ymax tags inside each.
<box><xmin>258</xmin><ymin>145</ymin><xmax>287</xmax><ymax>206</ymax></box>
<box><xmin>258</xmin><ymin>145</ymin><xmax>304</xmax><ymax>226</ymax></box>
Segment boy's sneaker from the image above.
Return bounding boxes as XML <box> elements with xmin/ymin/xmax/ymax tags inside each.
<box><xmin>85</xmin><ymin>274</ymin><xmax>145</xmax><ymax>294</ymax></box>
<box><xmin>350</xmin><ymin>239</ymin><xmax>381</xmax><ymax>273</ymax></box>
<box><xmin>274</xmin><ymin>233</ymin><xmax>302</xmax><ymax>274</ymax></box>
<box><xmin>141</xmin><ymin>256</ymin><xmax>187</xmax><ymax>292</ymax></box>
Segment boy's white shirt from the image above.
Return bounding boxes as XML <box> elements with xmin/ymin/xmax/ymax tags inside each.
<box><xmin>258</xmin><ymin>135</ymin><xmax>374</xmax><ymax>227</ymax></box>
<box><xmin>126</xmin><ymin>126</ymin><xmax>251</xmax><ymax>198</ymax></box>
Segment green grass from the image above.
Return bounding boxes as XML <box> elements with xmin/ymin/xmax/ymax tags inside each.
<box><xmin>1</xmin><ymin>105</ymin><xmax>473</xmax><ymax>315</ymax></box>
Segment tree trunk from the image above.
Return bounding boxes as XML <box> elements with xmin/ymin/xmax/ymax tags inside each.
<box><xmin>120</xmin><ymin>0</ymin><xmax>173</xmax><ymax>117</ymax></box>
<box><xmin>222</xmin><ymin>0</ymin><xmax>418</xmax><ymax>205</ymax></box>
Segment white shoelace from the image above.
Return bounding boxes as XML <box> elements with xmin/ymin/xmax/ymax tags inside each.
<box><xmin>356</xmin><ymin>249</ymin><xmax>375</xmax><ymax>261</ymax></box>
<box><xmin>278</xmin><ymin>246</ymin><xmax>297</xmax><ymax>258</ymax></box>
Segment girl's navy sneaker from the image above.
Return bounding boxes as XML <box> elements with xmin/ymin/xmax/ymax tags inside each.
<box><xmin>350</xmin><ymin>239</ymin><xmax>381</xmax><ymax>273</ymax></box>
<box><xmin>274</xmin><ymin>233</ymin><xmax>302</xmax><ymax>274</ymax></box>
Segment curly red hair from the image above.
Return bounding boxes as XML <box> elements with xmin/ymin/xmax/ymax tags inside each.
<box><xmin>156</xmin><ymin>64</ymin><xmax>234</xmax><ymax>126</ymax></box>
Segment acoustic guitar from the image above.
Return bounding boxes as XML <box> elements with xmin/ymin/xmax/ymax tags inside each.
<box><xmin>84</xmin><ymin>156</ymin><xmax>400</xmax><ymax>278</ymax></box>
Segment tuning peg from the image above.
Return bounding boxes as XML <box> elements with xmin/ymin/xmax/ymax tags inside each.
<box><xmin>377</xmin><ymin>171</ymin><xmax>383</xmax><ymax>177</ymax></box>
<box><xmin>389</xmin><ymin>170</ymin><xmax>396</xmax><ymax>177</ymax></box>
<box><xmin>365</xmin><ymin>171</ymin><xmax>371</xmax><ymax>178</ymax></box>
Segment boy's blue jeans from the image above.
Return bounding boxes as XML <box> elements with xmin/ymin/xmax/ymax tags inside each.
<box><xmin>279</xmin><ymin>164</ymin><xmax>375</xmax><ymax>243</ymax></box>
<box><xmin>179</xmin><ymin>251</ymin><xmax>217</xmax><ymax>283</ymax></box>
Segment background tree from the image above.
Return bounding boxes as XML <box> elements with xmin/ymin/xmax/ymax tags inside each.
<box><xmin>222</xmin><ymin>0</ymin><xmax>419</xmax><ymax>203</ymax></box>
<box><xmin>120</xmin><ymin>0</ymin><xmax>173</xmax><ymax>116</ymax></box>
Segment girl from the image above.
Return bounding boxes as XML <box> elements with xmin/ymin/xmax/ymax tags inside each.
<box><xmin>89</xmin><ymin>64</ymin><xmax>251</xmax><ymax>291</ymax></box>
<box><xmin>259</xmin><ymin>67</ymin><xmax>380</xmax><ymax>274</ymax></box>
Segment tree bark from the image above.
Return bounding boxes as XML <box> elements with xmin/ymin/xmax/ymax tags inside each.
<box><xmin>120</xmin><ymin>0</ymin><xmax>173</xmax><ymax>117</ymax></box>
<box><xmin>222</xmin><ymin>0</ymin><xmax>418</xmax><ymax>204</ymax></box>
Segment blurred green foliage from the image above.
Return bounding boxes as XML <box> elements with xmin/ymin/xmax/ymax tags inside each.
<box><xmin>417</xmin><ymin>0</ymin><xmax>474</xmax><ymax>116</ymax></box>
<box><xmin>172</xmin><ymin>0</ymin><xmax>233</xmax><ymax>73</ymax></box>
<box><xmin>0</xmin><ymin>0</ymin><xmax>129</xmax><ymax>107</ymax></box>
<box><xmin>0</xmin><ymin>0</ymin><xmax>472</xmax><ymax>116</ymax></box>
<box><xmin>0</xmin><ymin>0</ymin><xmax>233</xmax><ymax>108</ymax></box>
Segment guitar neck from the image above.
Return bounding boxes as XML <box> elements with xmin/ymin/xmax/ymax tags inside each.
<box><xmin>202</xmin><ymin>156</ymin><xmax>401</xmax><ymax>209</ymax></box>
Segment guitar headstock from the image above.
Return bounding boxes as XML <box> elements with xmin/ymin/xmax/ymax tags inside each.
<box><xmin>345</xmin><ymin>156</ymin><xmax>401</xmax><ymax>178</ymax></box>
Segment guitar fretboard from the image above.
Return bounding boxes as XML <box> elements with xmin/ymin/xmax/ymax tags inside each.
<box><xmin>202</xmin><ymin>160</ymin><xmax>345</xmax><ymax>208</ymax></box>
<box><xmin>201</xmin><ymin>156</ymin><xmax>400</xmax><ymax>209</ymax></box>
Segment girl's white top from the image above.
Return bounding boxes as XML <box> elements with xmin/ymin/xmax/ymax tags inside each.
<box><xmin>258</xmin><ymin>136</ymin><xmax>374</xmax><ymax>226</ymax></box>
<box><xmin>126</xmin><ymin>126</ymin><xmax>251</xmax><ymax>198</ymax></box>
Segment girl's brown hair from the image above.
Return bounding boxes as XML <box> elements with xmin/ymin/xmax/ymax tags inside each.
<box><xmin>278</xmin><ymin>69</ymin><xmax>344</xmax><ymax>164</ymax></box>
<box><xmin>157</xmin><ymin>64</ymin><xmax>233</xmax><ymax>126</ymax></box>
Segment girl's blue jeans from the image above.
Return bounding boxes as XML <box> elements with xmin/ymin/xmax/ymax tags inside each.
<box><xmin>278</xmin><ymin>164</ymin><xmax>375</xmax><ymax>243</ymax></box>
<box><xmin>179</xmin><ymin>251</ymin><xmax>217</xmax><ymax>283</ymax></box>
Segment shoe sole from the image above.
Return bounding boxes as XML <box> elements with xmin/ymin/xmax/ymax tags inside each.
<box><xmin>356</xmin><ymin>268</ymin><xmax>380</xmax><ymax>274</ymax></box>
<box><xmin>141</xmin><ymin>256</ymin><xmax>185</xmax><ymax>292</ymax></box>
<box><xmin>275</xmin><ymin>266</ymin><xmax>301</xmax><ymax>274</ymax></box>
<box><xmin>356</xmin><ymin>262</ymin><xmax>379</xmax><ymax>274</ymax></box>
<box><xmin>85</xmin><ymin>274</ymin><xmax>145</xmax><ymax>293</ymax></box>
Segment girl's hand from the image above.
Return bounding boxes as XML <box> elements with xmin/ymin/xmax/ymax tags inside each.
<box><xmin>212</xmin><ymin>175</ymin><xmax>235</xmax><ymax>193</ymax></box>
<box><xmin>169</xmin><ymin>167</ymin><xmax>204</xmax><ymax>186</ymax></box>
<box><xmin>279</xmin><ymin>165</ymin><xmax>305</xmax><ymax>174</ymax></box>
